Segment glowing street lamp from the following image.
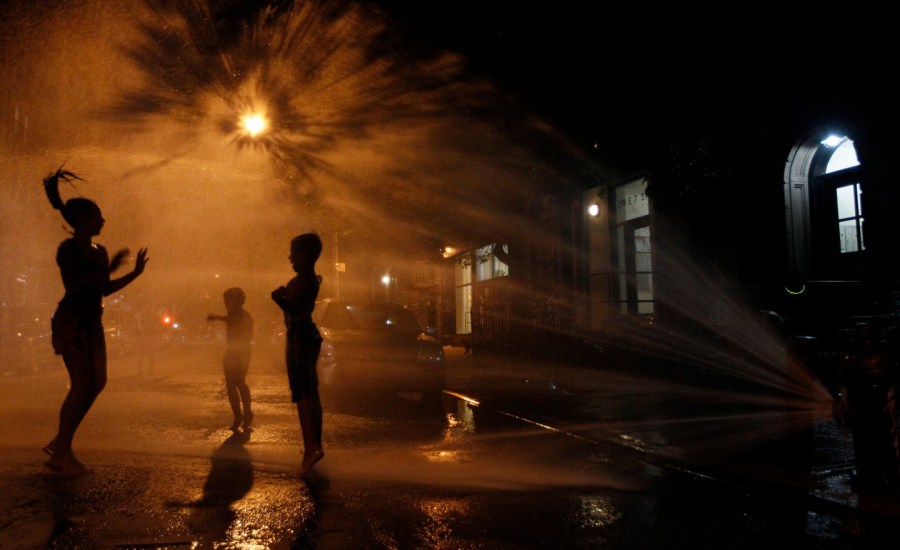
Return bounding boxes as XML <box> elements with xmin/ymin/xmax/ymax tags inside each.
<box><xmin>240</xmin><ymin>113</ymin><xmax>268</xmax><ymax>137</ymax></box>
<box><xmin>381</xmin><ymin>274</ymin><xmax>391</xmax><ymax>300</ymax></box>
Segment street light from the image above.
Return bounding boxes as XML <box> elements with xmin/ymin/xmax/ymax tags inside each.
<box><xmin>240</xmin><ymin>113</ymin><xmax>267</xmax><ymax>137</ymax></box>
<box><xmin>381</xmin><ymin>273</ymin><xmax>391</xmax><ymax>300</ymax></box>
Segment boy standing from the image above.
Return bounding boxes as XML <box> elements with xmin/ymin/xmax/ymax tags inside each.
<box><xmin>208</xmin><ymin>287</ymin><xmax>254</xmax><ymax>431</ymax></box>
<box><xmin>271</xmin><ymin>233</ymin><xmax>324</xmax><ymax>475</ymax></box>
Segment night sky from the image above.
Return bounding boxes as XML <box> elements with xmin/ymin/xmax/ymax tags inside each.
<box><xmin>366</xmin><ymin>3</ymin><xmax>895</xmax><ymax>171</ymax></box>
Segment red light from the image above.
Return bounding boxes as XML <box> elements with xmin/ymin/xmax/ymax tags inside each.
<box><xmin>161</xmin><ymin>314</ymin><xmax>173</xmax><ymax>326</ymax></box>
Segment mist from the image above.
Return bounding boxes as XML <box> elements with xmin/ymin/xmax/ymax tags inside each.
<box><xmin>0</xmin><ymin>5</ymin><xmax>852</xmax><ymax>524</ymax></box>
<box><xmin>1</xmin><ymin>0</ymin><xmax>591</xmax><ymax>335</ymax></box>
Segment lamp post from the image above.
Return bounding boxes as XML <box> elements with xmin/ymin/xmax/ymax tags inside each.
<box><xmin>333</xmin><ymin>231</ymin><xmax>341</xmax><ymax>299</ymax></box>
<box><xmin>333</xmin><ymin>230</ymin><xmax>351</xmax><ymax>299</ymax></box>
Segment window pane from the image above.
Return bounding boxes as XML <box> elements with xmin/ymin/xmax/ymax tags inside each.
<box><xmin>321</xmin><ymin>304</ymin><xmax>355</xmax><ymax>329</ymax></box>
<box><xmin>493</xmin><ymin>255</ymin><xmax>509</xmax><ymax>277</ymax></box>
<box><xmin>615</xmin><ymin>177</ymin><xmax>650</xmax><ymax>221</ymax></box>
<box><xmin>839</xmin><ymin>219</ymin><xmax>859</xmax><ymax>253</ymax></box>
<box><xmin>825</xmin><ymin>139</ymin><xmax>860</xmax><ymax>173</ymax></box>
<box><xmin>476</xmin><ymin>244</ymin><xmax>494</xmax><ymax>281</ymax></box>
<box><xmin>836</xmin><ymin>185</ymin><xmax>858</xmax><ymax>219</ymax></box>
<box><xmin>455</xmin><ymin>285</ymin><xmax>472</xmax><ymax>334</ymax></box>
<box><xmin>455</xmin><ymin>255</ymin><xmax>472</xmax><ymax>286</ymax></box>
<box><xmin>637</xmin><ymin>273</ymin><xmax>653</xmax><ymax>299</ymax></box>
<box><xmin>635</xmin><ymin>253</ymin><xmax>652</xmax><ymax>272</ymax></box>
<box><xmin>635</xmin><ymin>227</ymin><xmax>652</xmax><ymax>271</ymax></box>
<box><xmin>384</xmin><ymin>310</ymin><xmax>422</xmax><ymax>332</ymax></box>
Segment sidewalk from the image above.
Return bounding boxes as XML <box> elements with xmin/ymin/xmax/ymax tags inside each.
<box><xmin>442</xmin><ymin>346</ymin><xmax>900</xmax><ymax>537</ymax></box>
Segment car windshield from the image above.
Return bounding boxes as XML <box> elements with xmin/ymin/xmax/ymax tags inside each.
<box><xmin>319</xmin><ymin>303</ymin><xmax>422</xmax><ymax>332</ymax></box>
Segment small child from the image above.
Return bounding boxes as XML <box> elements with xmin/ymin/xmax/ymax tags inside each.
<box><xmin>208</xmin><ymin>287</ymin><xmax>254</xmax><ymax>430</ymax></box>
<box><xmin>271</xmin><ymin>233</ymin><xmax>324</xmax><ymax>475</ymax></box>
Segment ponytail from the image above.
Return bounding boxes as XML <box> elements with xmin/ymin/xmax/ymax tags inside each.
<box><xmin>43</xmin><ymin>170</ymin><xmax>66</xmax><ymax>211</ymax></box>
<box><xmin>42</xmin><ymin>166</ymin><xmax>92</xmax><ymax>227</ymax></box>
<box><xmin>43</xmin><ymin>165</ymin><xmax>85</xmax><ymax>209</ymax></box>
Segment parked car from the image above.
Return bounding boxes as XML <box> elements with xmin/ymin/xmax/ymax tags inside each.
<box><xmin>312</xmin><ymin>299</ymin><xmax>447</xmax><ymax>411</ymax></box>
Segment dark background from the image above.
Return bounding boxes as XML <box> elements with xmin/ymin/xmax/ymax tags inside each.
<box><xmin>366</xmin><ymin>4</ymin><xmax>894</xmax><ymax>168</ymax></box>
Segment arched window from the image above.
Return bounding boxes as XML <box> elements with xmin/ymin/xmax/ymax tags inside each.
<box><xmin>815</xmin><ymin>136</ymin><xmax>863</xmax><ymax>254</ymax></box>
<box><xmin>824</xmin><ymin>137</ymin><xmax>859</xmax><ymax>172</ymax></box>
<box><xmin>784</xmin><ymin>130</ymin><xmax>864</xmax><ymax>277</ymax></box>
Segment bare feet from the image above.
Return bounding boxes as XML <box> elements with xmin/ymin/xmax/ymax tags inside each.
<box><xmin>45</xmin><ymin>453</ymin><xmax>92</xmax><ymax>475</ymax></box>
<box><xmin>242</xmin><ymin>411</ymin><xmax>255</xmax><ymax>429</ymax></box>
<box><xmin>42</xmin><ymin>438</ymin><xmax>57</xmax><ymax>456</ymax></box>
<box><xmin>231</xmin><ymin>415</ymin><xmax>243</xmax><ymax>431</ymax></box>
<box><xmin>300</xmin><ymin>447</ymin><xmax>324</xmax><ymax>476</ymax></box>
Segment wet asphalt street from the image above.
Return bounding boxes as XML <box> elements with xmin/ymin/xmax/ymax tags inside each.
<box><xmin>1</xmin><ymin>344</ymin><xmax>898</xmax><ymax>548</ymax></box>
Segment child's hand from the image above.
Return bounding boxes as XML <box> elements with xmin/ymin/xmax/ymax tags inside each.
<box><xmin>109</xmin><ymin>248</ymin><xmax>130</xmax><ymax>272</ymax></box>
<box><xmin>133</xmin><ymin>247</ymin><xmax>149</xmax><ymax>275</ymax></box>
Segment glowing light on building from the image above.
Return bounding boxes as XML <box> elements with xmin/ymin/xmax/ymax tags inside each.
<box><xmin>821</xmin><ymin>135</ymin><xmax>844</xmax><ymax>148</ymax></box>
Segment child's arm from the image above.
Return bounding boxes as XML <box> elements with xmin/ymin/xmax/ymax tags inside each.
<box><xmin>207</xmin><ymin>313</ymin><xmax>226</xmax><ymax>322</ymax></box>
<box><xmin>271</xmin><ymin>286</ymin><xmax>289</xmax><ymax>311</ymax></box>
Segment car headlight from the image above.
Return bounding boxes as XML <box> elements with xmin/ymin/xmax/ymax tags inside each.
<box><xmin>416</xmin><ymin>346</ymin><xmax>445</xmax><ymax>363</ymax></box>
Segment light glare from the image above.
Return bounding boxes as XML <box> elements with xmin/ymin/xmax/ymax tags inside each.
<box><xmin>241</xmin><ymin>114</ymin><xmax>267</xmax><ymax>137</ymax></box>
<box><xmin>821</xmin><ymin>135</ymin><xmax>844</xmax><ymax>148</ymax></box>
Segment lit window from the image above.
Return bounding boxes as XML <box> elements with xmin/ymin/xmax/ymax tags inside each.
<box><xmin>836</xmin><ymin>183</ymin><xmax>864</xmax><ymax>253</ymax></box>
<box><xmin>819</xmin><ymin>136</ymin><xmax>864</xmax><ymax>254</ymax></box>
<box><xmin>825</xmin><ymin>138</ymin><xmax>859</xmax><ymax>173</ymax></box>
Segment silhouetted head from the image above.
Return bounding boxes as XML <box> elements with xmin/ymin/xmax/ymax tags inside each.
<box><xmin>43</xmin><ymin>169</ymin><xmax>103</xmax><ymax>233</ymax></box>
<box><xmin>223</xmin><ymin>287</ymin><xmax>246</xmax><ymax>309</ymax></box>
<box><xmin>290</xmin><ymin>233</ymin><xmax>322</xmax><ymax>269</ymax></box>
<box><xmin>61</xmin><ymin>198</ymin><xmax>103</xmax><ymax>231</ymax></box>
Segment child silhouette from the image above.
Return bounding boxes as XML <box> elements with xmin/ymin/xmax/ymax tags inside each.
<box><xmin>207</xmin><ymin>287</ymin><xmax>255</xmax><ymax>430</ymax></box>
<box><xmin>42</xmin><ymin>167</ymin><xmax>149</xmax><ymax>474</ymax></box>
<box><xmin>271</xmin><ymin>233</ymin><xmax>325</xmax><ymax>475</ymax></box>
